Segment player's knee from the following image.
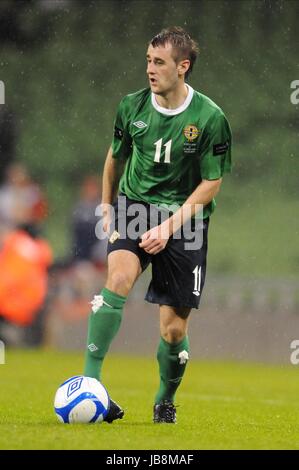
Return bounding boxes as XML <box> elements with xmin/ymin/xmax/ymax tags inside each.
<box><xmin>162</xmin><ymin>325</ymin><xmax>186</xmax><ymax>344</ymax></box>
<box><xmin>107</xmin><ymin>270</ymin><xmax>134</xmax><ymax>295</ymax></box>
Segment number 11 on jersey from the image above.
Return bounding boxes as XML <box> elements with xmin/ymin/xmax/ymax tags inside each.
<box><xmin>154</xmin><ymin>138</ymin><xmax>172</xmax><ymax>163</ymax></box>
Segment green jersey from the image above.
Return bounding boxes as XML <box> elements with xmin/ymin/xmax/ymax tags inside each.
<box><xmin>111</xmin><ymin>84</ymin><xmax>232</xmax><ymax>218</ymax></box>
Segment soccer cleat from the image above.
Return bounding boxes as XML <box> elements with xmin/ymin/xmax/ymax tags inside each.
<box><xmin>153</xmin><ymin>400</ymin><xmax>177</xmax><ymax>423</ymax></box>
<box><xmin>104</xmin><ymin>398</ymin><xmax>124</xmax><ymax>423</ymax></box>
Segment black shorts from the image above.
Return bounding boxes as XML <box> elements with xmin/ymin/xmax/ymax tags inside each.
<box><xmin>107</xmin><ymin>195</ymin><xmax>209</xmax><ymax>309</ymax></box>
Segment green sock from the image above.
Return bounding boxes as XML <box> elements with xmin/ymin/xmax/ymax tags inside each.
<box><xmin>155</xmin><ymin>336</ymin><xmax>190</xmax><ymax>404</ymax></box>
<box><xmin>84</xmin><ymin>287</ymin><xmax>126</xmax><ymax>380</ymax></box>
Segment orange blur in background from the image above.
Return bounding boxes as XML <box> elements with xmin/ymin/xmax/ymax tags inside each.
<box><xmin>0</xmin><ymin>230</ymin><xmax>52</xmax><ymax>325</ymax></box>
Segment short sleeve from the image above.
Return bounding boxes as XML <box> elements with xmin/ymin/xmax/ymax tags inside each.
<box><xmin>199</xmin><ymin>112</ymin><xmax>232</xmax><ymax>180</ymax></box>
<box><xmin>111</xmin><ymin>97</ymin><xmax>132</xmax><ymax>160</ymax></box>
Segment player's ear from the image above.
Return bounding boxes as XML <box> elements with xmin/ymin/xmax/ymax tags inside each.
<box><xmin>178</xmin><ymin>59</ymin><xmax>190</xmax><ymax>77</ymax></box>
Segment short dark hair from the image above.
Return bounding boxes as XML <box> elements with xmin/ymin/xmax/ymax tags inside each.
<box><xmin>149</xmin><ymin>26</ymin><xmax>199</xmax><ymax>79</ymax></box>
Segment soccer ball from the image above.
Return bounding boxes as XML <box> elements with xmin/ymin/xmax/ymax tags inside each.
<box><xmin>54</xmin><ymin>375</ymin><xmax>110</xmax><ymax>423</ymax></box>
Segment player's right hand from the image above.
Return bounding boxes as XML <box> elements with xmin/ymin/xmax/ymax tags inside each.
<box><xmin>101</xmin><ymin>204</ymin><xmax>112</xmax><ymax>234</ymax></box>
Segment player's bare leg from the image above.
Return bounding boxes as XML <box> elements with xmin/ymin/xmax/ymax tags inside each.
<box><xmin>159</xmin><ymin>305</ymin><xmax>190</xmax><ymax>343</ymax></box>
<box><xmin>84</xmin><ymin>249</ymin><xmax>142</xmax><ymax>422</ymax></box>
<box><xmin>154</xmin><ymin>305</ymin><xmax>191</xmax><ymax>423</ymax></box>
<box><xmin>106</xmin><ymin>249</ymin><xmax>142</xmax><ymax>296</ymax></box>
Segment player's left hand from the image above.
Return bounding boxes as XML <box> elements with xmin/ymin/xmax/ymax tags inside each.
<box><xmin>139</xmin><ymin>223</ymin><xmax>170</xmax><ymax>255</ymax></box>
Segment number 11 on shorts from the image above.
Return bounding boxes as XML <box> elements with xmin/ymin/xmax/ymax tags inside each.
<box><xmin>192</xmin><ymin>265</ymin><xmax>201</xmax><ymax>296</ymax></box>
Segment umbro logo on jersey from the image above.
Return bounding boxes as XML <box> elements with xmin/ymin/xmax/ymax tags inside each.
<box><xmin>133</xmin><ymin>121</ymin><xmax>147</xmax><ymax>129</ymax></box>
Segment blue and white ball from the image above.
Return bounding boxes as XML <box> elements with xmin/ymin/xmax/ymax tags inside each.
<box><xmin>54</xmin><ymin>375</ymin><xmax>110</xmax><ymax>423</ymax></box>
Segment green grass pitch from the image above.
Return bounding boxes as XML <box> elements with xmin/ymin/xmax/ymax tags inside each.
<box><xmin>0</xmin><ymin>349</ymin><xmax>299</xmax><ymax>449</ymax></box>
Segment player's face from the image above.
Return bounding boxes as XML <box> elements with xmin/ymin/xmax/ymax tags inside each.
<box><xmin>146</xmin><ymin>43</ymin><xmax>181</xmax><ymax>95</ymax></box>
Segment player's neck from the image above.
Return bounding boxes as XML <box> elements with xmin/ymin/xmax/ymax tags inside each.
<box><xmin>155</xmin><ymin>82</ymin><xmax>188</xmax><ymax>110</ymax></box>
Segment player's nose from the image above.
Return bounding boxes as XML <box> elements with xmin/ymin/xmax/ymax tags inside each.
<box><xmin>147</xmin><ymin>62</ymin><xmax>155</xmax><ymax>75</ymax></box>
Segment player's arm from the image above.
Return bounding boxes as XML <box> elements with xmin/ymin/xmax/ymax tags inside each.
<box><xmin>102</xmin><ymin>146</ymin><xmax>124</xmax><ymax>206</ymax></box>
<box><xmin>102</xmin><ymin>95</ymin><xmax>132</xmax><ymax>233</ymax></box>
<box><xmin>167</xmin><ymin>178</ymin><xmax>222</xmax><ymax>235</ymax></box>
<box><xmin>101</xmin><ymin>146</ymin><xmax>125</xmax><ymax>234</ymax></box>
<box><xmin>139</xmin><ymin>179</ymin><xmax>222</xmax><ymax>254</ymax></box>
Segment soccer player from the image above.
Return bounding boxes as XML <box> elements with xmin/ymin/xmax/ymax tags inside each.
<box><xmin>84</xmin><ymin>27</ymin><xmax>232</xmax><ymax>423</ymax></box>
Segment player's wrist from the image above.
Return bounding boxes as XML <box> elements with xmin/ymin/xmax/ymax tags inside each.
<box><xmin>160</xmin><ymin>218</ymin><xmax>173</xmax><ymax>238</ymax></box>
<box><xmin>101</xmin><ymin>202</ymin><xmax>112</xmax><ymax>214</ymax></box>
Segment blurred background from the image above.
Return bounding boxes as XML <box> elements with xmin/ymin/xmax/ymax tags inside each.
<box><xmin>0</xmin><ymin>0</ymin><xmax>298</xmax><ymax>362</ymax></box>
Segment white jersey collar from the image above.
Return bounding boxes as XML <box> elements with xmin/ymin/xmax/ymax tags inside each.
<box><xmin>151</xmin><ymin>83</ymin><xmax>194</xmax><ymax>116</ymax></box>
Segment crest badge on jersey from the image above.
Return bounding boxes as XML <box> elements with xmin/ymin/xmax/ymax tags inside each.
<box><xmin>183</xmin><ymin>125</ymin><xmax>200</xmax><ymax>142</ymax></box>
